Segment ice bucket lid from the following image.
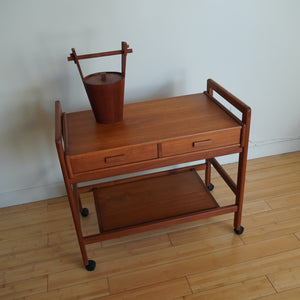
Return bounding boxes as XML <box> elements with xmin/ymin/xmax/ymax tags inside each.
<box><xmin>84</xmin><ymin>72</ymin><xmax>124</xmax><ymax>86</ymax></box>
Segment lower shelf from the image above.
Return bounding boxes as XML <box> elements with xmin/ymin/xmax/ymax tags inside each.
<box><xmin>93</xmin><ymin>168</ymin><xmax>219</xmax><ymax>232</ymax></box>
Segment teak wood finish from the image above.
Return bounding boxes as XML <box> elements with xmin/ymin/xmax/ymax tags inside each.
<box><xmin>55</xmin><ymin>79</ymin><xmax>251</xmax><ymax>270</ymax></box>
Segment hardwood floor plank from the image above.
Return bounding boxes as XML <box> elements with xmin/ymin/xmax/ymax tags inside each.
<box><xmin>268</xmin><ymin>265</ymin><xmax>300</xmax><ymax>292</ymax></box>
<box><xmin>48</xmin><ymin>235</ymin><xmax>171</xmax><ymax>290</ymax></box>
<box><xmin>265</xmin><ymin>192</ymin><xmax>300</xmax><ymax>210</ymax></box>
<box><xmin>244</xmin><ymin>180</ymin><xmax>300</xmax><ymax>203</ymax></box>
<box><xmin>240</xmin><ymin>206</ymin><xmax>300</xmax><ymax>230</ymax></box>
<box><xmin>0</xmin><ymin>196</ymin><xmax>75</xmax><ymax>233</ymax></box>
<box><xmin>0</xmin><ymin>234</ymin><xmax>48</xmax><ymax>257</ymax></box>
<box><xmin>100</xmin><ymin>234</ymin><xmax>171</xmax><ymax>259</ymax></box>
<box><xmin>0</xmin><ymin>276</ymin><xmax>47</xmax><ymax>299</ymax></box>
<box><xmin>100</xmin><ymin>219</ymin><xmax>209</xmax><ymax>247</ymax></box>
<box><xmin>0</xmin><ymin>214</ymin><xmax>100</xmax><ymax>243</ymax></box>
<box><xmin>272</xmin><ymin>206</ymin><xmax>300</xmax><ymax>222</ymax></box>
<box><xmin>167</xmin><ymin>198</ymin><xmax>286</xmax><ymax>247</ymax></box>
<box><xmin>187</xmin><ymin>248</ymin><xmax>300</xmax><ymax>293</ymax></box>
<box><xmin>99</xmin><ymin>234</ymin><xmax>242</xmax><ymax>277</ymax></box>
<box><xmin>24</xmin><ymin>278</ymin><xmax>109</xmax><ymax>300</ymax></box>
<box><xmin>47</xmin><ymin>229</ymin><xmax>78</xmax><ymax>245</ymax></box>
<box><xmin>0</xmin><ymin>271</ymin><xmax>5</xmax><ymax>285</ymax></box>
<box><xmin>0</xmin><ymin>200</ymin><xmax>47</xmax><ymax>217</ymax></box>
<box><xmin>108</xmin><ymin>235</ymin><xmax>299</xmax><ymax>294</ymax></box>
<box><xmin>4</xmin><ymin>254</ymin><xmax>82</xmax><ymax>284</ymax></box>
<box><xmin>168</xmin><ymin>220</ymin><xmax>236</xmax><ymax>246</ymax></box>
<box><xmin>242</xmin><ymin>199</ymin><xmax>272</xmax><ymax>216</ymax></box>
<box><xmin>245</xmin><ymin>163</ymin><xmax>300</xmax><ymax>183</ymax></box>
<box><xmin>95</xmin><ymin>278</ymin><xmax>192</xmax><ymax>300</ymax></box>
<box><xmin>179</xmin><ymin>276</ymin><xmax>275</xmax><ymax>299</ymax></box>
<box><xmin>48</xmin><ymin>232</ymin><xmax>242</xmax><ymax>291</ymax></box>
<box><xmin>0</xmin><ymin>219</ymin><xmax>74</xmax><ymax>242</ymax></box>
<box><xmin>247</xmin><ymin>152</ymin><xmax>300</xmax><ymax>169</ymax></box>
<box><xmin>257</xmin><ymin>286</ymin><xmax>300</xmax><ymax>300</ymax></box>
<box><xmin>241</xmin><ymin>217</ymin><xmax>300</xmax><ymax>244</ymax></box>
<box><xmin>167</xmin><ymin>200</ymin><xmax>271</xmax><ymax>246</ymax></box>
<box><xmin>0</xmin><ymin>241</ymin><xmax>82</xmax><ymax>270</ymax></box>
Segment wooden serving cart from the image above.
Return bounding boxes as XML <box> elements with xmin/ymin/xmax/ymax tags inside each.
<box><xmin>55</xmin><ymin>79</ymin><xmax>251</xmax><ymax>271</ymax></box>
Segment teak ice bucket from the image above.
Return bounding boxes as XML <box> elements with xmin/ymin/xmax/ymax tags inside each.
<box><xmin>68</xmin><ymin>42</ymin><xmax>132</xmax><ymax>123</ymax></box>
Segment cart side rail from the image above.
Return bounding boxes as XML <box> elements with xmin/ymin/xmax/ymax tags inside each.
<box><xmin>206</xmin><ymin>79</ymin><xmax>251</xmax><ymax>123</ymax></box>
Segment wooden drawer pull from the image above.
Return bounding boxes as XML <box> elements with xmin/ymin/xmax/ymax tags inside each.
<box><xmin>105</xmin><ymin>154</ymin><xmax>125</xmax><ymax>164</ymax></box>
<box><xmin>193</xmin><ymin>139</ymin><xmax>212</xmax><ymax>148</ymax></box>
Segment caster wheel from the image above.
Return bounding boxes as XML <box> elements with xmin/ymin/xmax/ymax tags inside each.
<box><xmin>81</xmin><ymin>208</ymin><xmax>89</xmax><ymax>217</ymax></box>
<box><xmin>234</xmin><ymin>226</ymin><xmax>244</xmax><ymax>235</ymax></box>
<box><xmin>85</xmin><ymin>260</ymin><xmax>96</xmax><ymax>271</ymax></box>
<box><xmin>207</xmin><ymin>183</ymin><xmax>214</xmax><ymax>191</ymax></box>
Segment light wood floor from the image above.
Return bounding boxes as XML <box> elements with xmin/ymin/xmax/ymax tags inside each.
<box><xmin>1</xmin><ymin>152</ymin><xmax>300</xmax><ymax>299</ymax></box>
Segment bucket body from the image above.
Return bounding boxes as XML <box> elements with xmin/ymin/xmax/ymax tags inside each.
<box><xmin>83</xmin><ymin>72</ymin><xmax>125</xmax><ymax>123</ymax></box>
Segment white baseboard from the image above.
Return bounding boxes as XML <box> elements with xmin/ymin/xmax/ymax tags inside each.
<box><xmin>0</xmin><ymin>182</ymin><xmax>66</xmax><ymax>208</ymax></box>
<box><xmin>1</xmin><ymin>140</ymin><xmax>299</xmax><ymax>209</ymax></box>
<box><xmin>248</xmin><ymin>138</ymin><xmax>300</xmax><ymax>160</ymax></box>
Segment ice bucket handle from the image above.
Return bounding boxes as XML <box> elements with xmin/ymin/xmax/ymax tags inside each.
<box><xmin>68</xmin><ymin>41</ymin><xmax>133</xmax><ymax>81</ymax></box>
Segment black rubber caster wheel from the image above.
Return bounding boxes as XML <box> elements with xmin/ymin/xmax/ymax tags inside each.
<box><xmin>234</xmin><ymin>226</ymin><xmax>244</xmax><ymax>235</ymax></box>
<box><xmin>85</xmin><ymin>260</ymin><xmax>96</xmax><ymax>271</ymax></box>
<box><xmin>81</xmin><ymin>208</ymin><xmax>89</xmax><ymax>217</ymax></box>
<box><xmin>207</xmin><ymin>183</ymin><xmax>214</xmax><ymax>191</ymax></box>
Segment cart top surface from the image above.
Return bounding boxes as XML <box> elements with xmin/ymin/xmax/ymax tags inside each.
<box><xmin>63</xmin><ymin>93</ymin><xmax>241</xmax><ymax>155</ymax></box>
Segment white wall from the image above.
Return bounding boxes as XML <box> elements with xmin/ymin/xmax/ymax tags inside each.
<box><xmin>0</xmin><ymin>0</ymin><xmax>299</xmax><ymax>207</ymax></box>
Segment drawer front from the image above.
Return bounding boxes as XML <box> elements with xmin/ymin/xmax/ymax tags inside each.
<box><xmin>69</xmin><ymin>143</ymin><xmax>158</xmax><ymax>174</ymax></box>
<box><xmin>160</xmin><ymin>129</ymin><xmax>241</xmax><ymax>157</ymax></box>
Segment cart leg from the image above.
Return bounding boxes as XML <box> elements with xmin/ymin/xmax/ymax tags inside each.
<box><xmin>67</xmin><ymin>183</ymin><xmax>96</xmax><ymax>270</ymax></box>
<box><xmin>205</xmin><ymin>159</ymin><xmax>214</xmax><ymax>191</ymax></box>
<box><xmin>73</xmin><ymin>184</ymin><xmax>89</xmax><ymax>217</ymax></box>
<box><xmin>234</xmin><ymin>151</ymin><xmax>247</xmax><ymax>234</ymax></box>
<box><xmin>56</xmin><ymin>147</ymin><xmax>95</xmax><ymax>270</ymax></box>
<box><xmin>56</xmin><ymin>105</ymin><xmax>95</xmax><ymax>271</ymax></box>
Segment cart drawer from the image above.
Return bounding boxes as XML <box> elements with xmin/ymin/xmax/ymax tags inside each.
<box><xmin>160</xmin><ymin>129</ymin><xmax>241</xmax><ymax>157</ymax></box>
<box><xmin>69</xmin><ymin>143</ymin><xmax>158</xmax><ymax>174</ymax></box>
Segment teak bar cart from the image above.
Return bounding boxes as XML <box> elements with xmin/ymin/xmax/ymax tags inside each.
<box><xmin>55</xmin><ymin>79</ymin><xmax>251</xmax><ymax>271</ymax></box>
